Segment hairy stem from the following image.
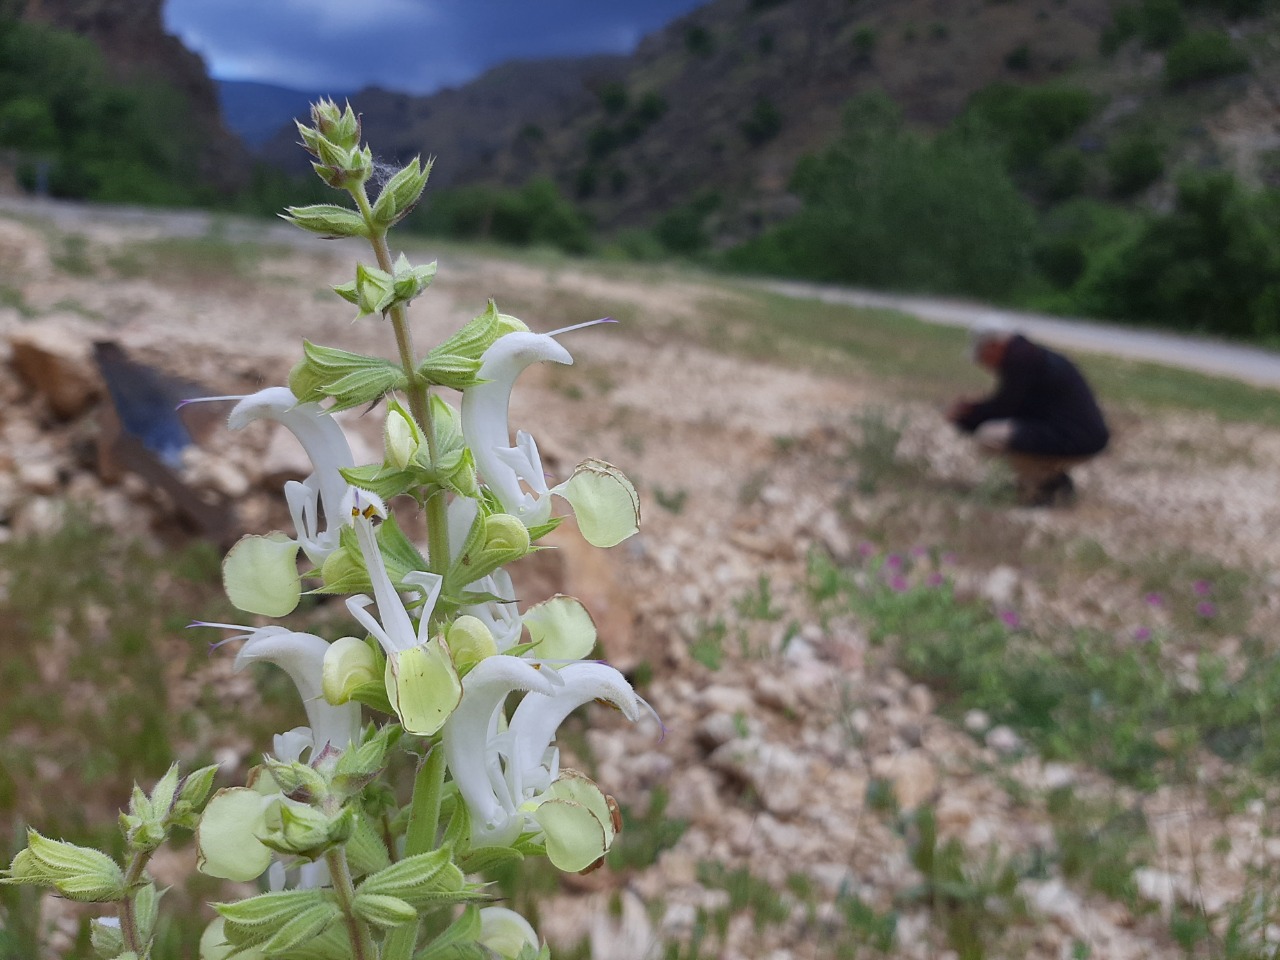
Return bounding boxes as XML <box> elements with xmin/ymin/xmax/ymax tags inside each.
<box><xmin>118</xmin><ymin>850</ymin><xmax>154</xmax><ymax>956</ymax></box>
<box><xmin>326</xmin><ymin>848</ymin><xmax>376</xmax><ymax>960</ymax></box>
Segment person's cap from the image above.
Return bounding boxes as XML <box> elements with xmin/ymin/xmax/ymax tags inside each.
<box><xmin>968</xmin><ymin>315</ymin><xmax>1017</xmax><ymax>360</ymax></box>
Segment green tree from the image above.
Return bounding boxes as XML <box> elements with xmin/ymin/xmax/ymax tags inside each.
<box><xmin>727</xmin><ymin>93</ymin><xmax>1037</xmax><ymax>299</ymax></box>
<box><xmin>1084</xmin><ymin>173</ymin><xmax>1280</xmax><ymax>337</ymax></box>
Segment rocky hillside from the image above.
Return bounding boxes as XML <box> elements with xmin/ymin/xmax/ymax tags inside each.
<box><xmin>13</xmin><ymin>0</ymin><xmax>250</xmax><ymax>192</ymax></box>
<box><xmin>246</xmin><ymin>0</ymin><xmax>1279</xmax><ymax>242</ymax></box>
<box><xmin>258</xmin><ymin>56</ymin><xmax>628</xmax><ymax>191</ymax></box>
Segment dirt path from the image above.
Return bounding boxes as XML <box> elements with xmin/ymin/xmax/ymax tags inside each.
<box><xmin>760</xmin><ymin>278</ymin><xmax>1280</xmax><ymax>389</ymax></box>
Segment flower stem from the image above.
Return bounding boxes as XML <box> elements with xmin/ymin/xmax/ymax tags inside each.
<box><xmin>118</xmin><ymin>850</ymin><xmax>153</xmax><ymax>956</ymax></box>
<box><xmin>380</xmin><ymin>745</ymin><xmax>447</xmax><ymax>960</ymax></box>
<box><xmin>353</xmin><ymin>185</ymin><xmax>451</xmax><ymax>576</ymax></box>
<box><xmin>326</xmin><ymin>847</ymin><xmax>376</xmax><ymax>960</ymax></box>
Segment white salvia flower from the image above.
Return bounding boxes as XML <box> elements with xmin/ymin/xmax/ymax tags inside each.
<box><xmin>345</xmin><ymin>513</ymin><xmax>441</xmax><ymax>656</ymax></box>
<box><xmin>461</xmin><ymin>331</ymin><xmax>571</xmax><ymax>526</ymax></box>
<box><xmin>227</xmin><ymin>387</ymin><xmax>357</xmax><ymax>566</ymax></box>
<box><xmin>345</xmin><ymin>512</ymin><xmax>461</xmax><ymax>736</ymax></box>
<box><xmin>461</xmin><ymin>327</ymin><xmax>641</xmax><ymax>548</ymax></box>
<box><xmin>443</xmin><ymin>659</ymin><xmax>652</xmax><ymax>869</ymax></box>
<box><xmin>203</xmin><ymin>623</ymin><xmax>361</xmax><ymax>758</ymax></box>
<box><xmin>195</xmin><ymin>624</ymin><xmax>360</xmax><ymax>885</ymax></box>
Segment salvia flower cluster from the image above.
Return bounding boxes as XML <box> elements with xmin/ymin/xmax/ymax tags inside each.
<box><xmin>3</xmin><ymin>99</ymin><xmax>655</xmax><ymax>960</ymax></box>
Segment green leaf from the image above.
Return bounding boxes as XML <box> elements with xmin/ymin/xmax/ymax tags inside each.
<box><xmin>281</xmin><ymin>204</ymin><xmax>370</xmax><ymax>239</ymax></box>
<box><xmin>215</xmin><ymin>890</ymin><xmax>330</xmax><ymax>929</ymax></box>
<box><xmin>258</xmin><ymin>903</ymin><xmax>340</xmax><ymax>954</ymax></box>
<box><xmin>343</xmin><ymin>811</ymin><xmax>393</xmax><ymax>879</ymax></box>
<box><xmin>353</xmin><ymin>892</ymin><xmax>417</xmax><ymax>928</ymax></box>
<box><xmin>532</xmin><ymin>772</ymin><xmax>616</xmax><ymax>872</ymax></box>
<box><xmin>457</xmin><ymin>845</ymin><xmax>526</xmax><ymax>874</ymax></box>
<box><xmin>222</xmin><ymin>533</ymin><xmax>302</xmax><ymax>618</ymax></box>
<box><xmin>415</xmin><ymin>906</ymin><xmax>485</xmax><ymax>960</ymax></box>
<box><xmin>338</xmin><ymin>463</ymin><xmax>418</xmax><ymax>503</ymax></box>
<box><xmin>370</xmin><ymin>156</ymin><xmax>433</xmax><ymax>227</ymax></box>
<box><xmin>358</xmin><ymin>848</ymin><xmax>455</xmax><ymax>906</ymax></box>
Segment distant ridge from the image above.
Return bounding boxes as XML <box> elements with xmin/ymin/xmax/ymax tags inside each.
<box><xmin>217</xmin><ymin>80</ymin><xmax>353</xmax><ymax>149</ymax></box>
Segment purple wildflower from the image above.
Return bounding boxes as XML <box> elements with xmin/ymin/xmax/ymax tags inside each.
<box><xmin>1132</xmin><ymin>626</ymin><xmax>1152</xmax><ymax>641</ymax></box>
<box><xmin>858</xmin><ymin>541</ymin><xmax>876</xmax><ymax>558</ymax></box>
<box><xmin>999</xmin><ymin>610</ymin><xmax>1021</xmax><ymax>629</ymax></box>
<box><xmin>1196</xmin><ymin>601</ymin><xmax>1217</xmax><ymax>619</ymax></box>
<box><xmin>1144</xmin><ymin>592</ymin><xmax>1164</xmax><ymax>607</ymax></box>
<box><xmin>1193</xmin><ymin>579</ymin><xmax>1213</xmax><ymax>597</ymax></box>
<box><xmin>926</xmin><ymin>572</ymin><xmax>945</xmax><ymax>588</ymax></box>
<box><xmin>886</xmin><ymin>554</ymin><xmax>904</xmax><ymax>571</ymax></box>
<box><xmin>889</xmin><ymin>575</ymin><xmax>909</xmax><ymax>592</ymax></box>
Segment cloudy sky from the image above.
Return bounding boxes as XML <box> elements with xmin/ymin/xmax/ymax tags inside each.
<box><xmin>164</xmin><ymin>0</ymin><xmax>710</xmax><ymax>95</ymax></box>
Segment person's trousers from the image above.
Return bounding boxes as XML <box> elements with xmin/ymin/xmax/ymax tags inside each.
<box><xmin>974</xmin><ymin>420</ymin><xmax>1095</xmax><ymax>503</ymax></box>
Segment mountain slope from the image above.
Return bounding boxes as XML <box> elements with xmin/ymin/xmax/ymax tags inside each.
<box><xmin>217</xmin><ymin>80</ymin><xmax>353</xmax><ymax>149</ymax></box>
<box><xmin>258</xmin><ymin>55</ymin><xmax>627</xmax><ymax>191</ymax></box>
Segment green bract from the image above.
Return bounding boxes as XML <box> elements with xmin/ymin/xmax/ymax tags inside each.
<box><xmin>222</xmin><ymin>533</ymin><xmax>302</xmax><ymax>617</ymax></box>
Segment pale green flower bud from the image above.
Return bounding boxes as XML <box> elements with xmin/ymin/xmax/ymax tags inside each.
<box><xmin>322</xmin><ymin>636</ymin><xmax>381</xmax><ymax>705</ymax></box>
<box><xmin>484</xmin><ymin>514</ymin><xmax>531</xmax><ymax>555</ymax></box>
<box><xmin>446</xmin><ymin>615</ymin><xmax>497</xmax><ymax>674</ymax></box>
<box><xmin>5</xmin><ymin>830</ymin><xmax>126</xmax><ymax>902</ymax></box>
<box><xmin>384</xmin><ymin>404</ymin><xmax>421</xmax><ymax>471</ymax></box>
<box><xmin>261</xmin><ymin>759</ymin><xmax>328</xmax><ymax>802</ymax></box>
<box><xmin>259</xmin><ymin>801</ymin><xmax>353</xmax><ymax>859</ymax></box>
<box><xmin>311</xmin><ymin>98</ymin><xmax>360</xmax><ymax>150</ymax></box>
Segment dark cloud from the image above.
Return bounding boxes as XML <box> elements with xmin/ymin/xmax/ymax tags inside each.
<box><xmin>163</xmin><ymin>0</ymin><xmax>709</xmax><ymax>94</ymax></box>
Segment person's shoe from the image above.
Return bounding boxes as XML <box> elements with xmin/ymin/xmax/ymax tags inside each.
<box><xmin>1025</xmin><ymin>472</ymin><xmax>1075</xmax><ymax>508</ymax></box>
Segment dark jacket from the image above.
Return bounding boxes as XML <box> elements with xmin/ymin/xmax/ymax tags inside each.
<box><xmin>956</xmin><ymin>335</ymin><xmax>1110</xmax><ymax>457</ymax></box>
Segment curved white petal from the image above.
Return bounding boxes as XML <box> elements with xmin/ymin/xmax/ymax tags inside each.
<box><xmin>234</xmin><ymin>627</ymin><xmax>360</xmax><ymax>755</ymax></box>
<box><xmin>350</xmin><ymin>517</ymin><xmax>417</xmax><ymax>654</ymax></box>
<box><xmin>463</xmin><ymin>571</ymin><xmax>523</xmax><ymax>652</ymax></box>
<box><xmin>461</xmin><ymin>333</ymin><xmax>571</xmax><ymax>521</ymax></box>
<box><xmin>508</xmin><ymin>662</ymin><xmax>642</xmax><ymax>792</ymax></box>
<box><xmin>229</xmin><ymin>387</ymin><xmax>355</xmax><ymax>547</ymax></box>
<box><xmin>442</xmin><ymin>655</ymin><xmax>558</xmax><ymax>844</ymax></box>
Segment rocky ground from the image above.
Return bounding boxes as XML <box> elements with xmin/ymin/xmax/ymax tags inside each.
<box><xmin>3</xmin><ymin>205</ymin><xmax>1280</xmax><ymax>959</ymax></box>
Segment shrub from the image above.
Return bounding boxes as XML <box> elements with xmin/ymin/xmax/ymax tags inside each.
<box><xmin>853</xmin><ymin>27</ymin><xmax>877</xmax><ymax>61</ymax></box>
<box><xmin>1083</xmin><ymin>172</ymin><xmax>1280</xmax><ymax>337</ymax></box>
<box><xmin>962</xmin><ymin>82</ymin><xmax>1099</xmax><ymax>170</ymax></box>
<box><xmin>740</xmin><ymin>96</ymin><xmax>783</xmax><ymax>146</ymax></box>
<box><xmin>410</xmin><ymin>178</ymin><xmax>592</xmax><ymax>254</ymax></box>
<box><xmin>727</xmin><ymin>93</ymin><xmax>1037</xmax><ymax>299</ymax></box>
<box><xmin>1004</xmin><ymin>43</ymin><xmax>1032</xmax><ymax>71</ymax></box>
<box><xmin>634</xmin><ymin>91</ymin><xmax>668</xmax><ymax>124</ymax></box>
<box><xmin>654</xmin><ymin>193</ymin><xmax>721</xmax><ymax>254</ymax></box>
<box><xmin>1033</xmin><ymin>237</ymin><xmax>1088</xmax><ymax>289</ymax></box>
<box><xmin>1137</xmin><ymin>0</ymin><xmax>1186</xmax><ymax>48</ymax></box>
<box><xmin>1106</xmin><ymin>135</ymin><xmax>1164</xmax><ymax>196</ymax></box>
<box><xmin>1039</xmin><ymin>146</ymin><xmax>1088</xmax><ymax>202</ymax></box>
<box><xmin>598</xmin><ymin>81</ymin><xmax>628</xmax><ymax>116</ymax></box>
<box><xmin>685</xmin><ymin>24</ymin><xmax>715</xmax><ymax>57</ymax></box>
<box><xmin>1164</xmin><ymin>31</ymin><xmax>1250</xmax><ymax>89</ymax></box>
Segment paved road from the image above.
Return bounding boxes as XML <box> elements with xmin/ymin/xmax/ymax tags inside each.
<box><xmin>6</xmin><ymin>194</ymin><xmax>1280</xmax><ymax>390</ymax></box>
<box><xmin>762</xmin><ymin>279</ymin><xmax>1280</xmax><ymax>391</ymax></box>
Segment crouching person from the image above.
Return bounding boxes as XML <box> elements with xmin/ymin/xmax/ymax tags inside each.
<box><xmin>946</xmin><ymin>318</ymin><xmax>1109</xmax><ymax>507</ymax></box>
